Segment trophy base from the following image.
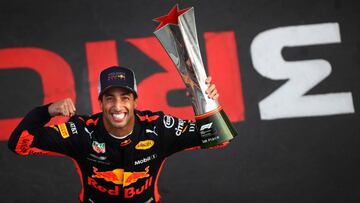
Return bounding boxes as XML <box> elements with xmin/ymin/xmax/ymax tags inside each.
<box><xmin>195</xmin><ymin>106</ymin><xmax>238</xmax><ymax>148</ymax></box>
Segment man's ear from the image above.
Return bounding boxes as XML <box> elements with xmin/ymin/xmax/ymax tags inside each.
<box><xmin>134</xmin><ymin>98</ymin><xmax>137</xmax><ymax>109</ymax></box>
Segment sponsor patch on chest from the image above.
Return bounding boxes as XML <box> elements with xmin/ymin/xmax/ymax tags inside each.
<box><xmin>92</xmin><ymin>141</ymin><xmax>106</xmax><ymax>153</ymax></box>
<box><xmin>135</xmin><ymin>140</ymin><xmax>154</xmax><ymax>150</ymax></box>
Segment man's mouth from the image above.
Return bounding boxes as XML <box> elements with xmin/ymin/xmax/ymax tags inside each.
<box><xmin>111</xmin><ymin>112</ymin><xmax>126</xmax><ymax>122</ymax></box>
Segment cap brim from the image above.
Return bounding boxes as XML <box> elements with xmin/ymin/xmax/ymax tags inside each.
<box><xmin>98</xmin><ymin>85</ymin><xmax>137</xmax><ymax>99</ymax></box>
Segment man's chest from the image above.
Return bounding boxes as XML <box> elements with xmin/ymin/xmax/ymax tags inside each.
<box><xmin>81</xmin><ymin>129</ymin><xmax>162</xmax><ymax>184</ymax></box>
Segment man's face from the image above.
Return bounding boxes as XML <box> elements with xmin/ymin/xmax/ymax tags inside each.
<box><xmin>99</xmin><ymin>87</ymin><xmax>137</xmax><ymax>134</ymax></box>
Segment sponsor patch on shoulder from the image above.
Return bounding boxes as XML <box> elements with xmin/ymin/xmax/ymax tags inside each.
<box><xmin>68</xmin><ymin>122</ymin><xmax>78</xmax><ymax>134</ymax></box>
<box><xmin>163</xmin><ymin>115</ymin><xmax>175</xmax><ymax>128</ymax></box>
<box><xmin>58</xmin><ymin>123</ymin><xmax>70</xmax><ymax>138</ymax></box>
<box><xmin>135</xmin><ymin>140</ymin><xmax>154</xmax><ymax>150</ymax></box>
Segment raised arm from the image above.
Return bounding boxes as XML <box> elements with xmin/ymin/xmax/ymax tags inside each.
<box><xmin>8</xmin><ymin>98</ymin><xmax>85</xmax><ymax>157</ymax></box>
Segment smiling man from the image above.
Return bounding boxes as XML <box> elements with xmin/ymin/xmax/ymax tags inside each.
<box><xmin>8</xmin><ymin>66</ymin><xmax>227</xmax><ymax>203</ymax></box>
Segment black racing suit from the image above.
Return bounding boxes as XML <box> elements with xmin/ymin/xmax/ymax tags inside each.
<box><xmin>8</xmin><ymin>104</ymin><xmax>223</xmax><ymax>203</ymax></box>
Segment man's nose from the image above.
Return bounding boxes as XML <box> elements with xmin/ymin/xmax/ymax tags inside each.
<box><xmin>114</xmin><ymin>98</ymin><xmax>124</xmax><ymax>110</ymax></box>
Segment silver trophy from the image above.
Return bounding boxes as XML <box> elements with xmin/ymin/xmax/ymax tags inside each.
<box><xmin>154</xmin><ymin>5</ymin><xmax>237</xmax><ymax>148</ymax></box>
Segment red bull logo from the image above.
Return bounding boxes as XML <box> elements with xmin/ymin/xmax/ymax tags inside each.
<box><xmin>92</xmin><ymin>167</ymin><xmax>124</xmax><ymax>185</ymax></box>
<box><xmin>120</xmin><ymin>138</ymin><xmax>132</xmax><ymax>147</ymax></box>
<box><xmin>123</xmin><ymin>166</ymin><xmax>150</xmax><ymax>186</ymax></box>
<box><xmin>91</xmin><ymin>166</ymin><xmax>150</xmax><ymax>187</ymax></box>
<box><xmin>107</xmin><ymin>72</ymin><xmax>126</xmax><ymax>80</ymax></box>
<box><xmin>124</xmin><ymin>176</ymin><xmax>153</xmax><ymax>198</ymax></box>
<box><xmin>88</xmin><ymin>177</ymin><xmax>119</xmax><ymax>196</ymax></box>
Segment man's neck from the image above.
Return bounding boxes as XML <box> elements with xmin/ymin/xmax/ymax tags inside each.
<box><xmin>103</xmin><ymin>118</ymin><xmax>135</xmax><ymax>138</ymax></box>
<box><xmin>109</xmin><ymin>125</ymin><xmax>134</xmax><ymax>138</ymax></box>
<box><xmin>109</xmin><ymin>130</ymin><xmax>133</xmax><ymax>139</ymax></box>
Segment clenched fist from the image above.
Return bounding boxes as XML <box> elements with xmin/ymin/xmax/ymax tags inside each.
<box><xmin>48</xmin><ymin>98</ymin><xmax>76</xmax><ymax>117</ymax></box>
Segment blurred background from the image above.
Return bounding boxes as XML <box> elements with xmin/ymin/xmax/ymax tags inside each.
<box><xmin>0</xmin><ymin>0</ymin><xmax>359</xmax><ymax>202</ymax></box>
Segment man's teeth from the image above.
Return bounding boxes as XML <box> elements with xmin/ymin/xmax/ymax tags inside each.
<box><xmin>112</xmin><ymin>113</ymin><xmax>125</xmax><ymax>120</ymax></box>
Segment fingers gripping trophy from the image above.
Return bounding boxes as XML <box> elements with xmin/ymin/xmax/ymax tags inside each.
<box><xmin>153</xmin><ymin>5</ymin><xmax>238</xmax><ymax>148</ymax></box>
